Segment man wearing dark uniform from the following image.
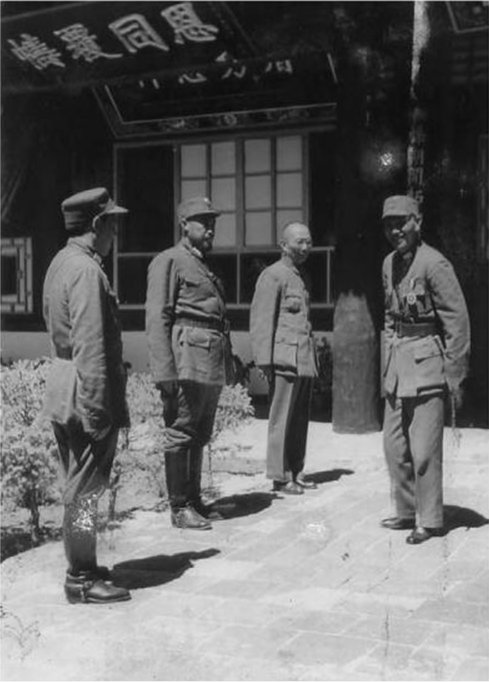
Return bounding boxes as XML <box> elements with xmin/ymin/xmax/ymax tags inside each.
<box><xmin>146</xmin><ymin>197</ymin><xmax>232</xmax><ymax>530</ymax></box>
<box><xmin>380</xmin><ymin>195</ymin><xmax>470</xmax><ymax>544</ymax></box>
<box><xmin>43</xmin><ymin>188</ymin><xmax>131</xmax><ymax>603</ymax></box>
<box><xmin>250</xmin><ymin>222</ymin><xmax>318</xmax><ymax>495</ymax></box>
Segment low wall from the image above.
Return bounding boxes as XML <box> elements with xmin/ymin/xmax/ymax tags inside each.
<box><xmin>1</xmin><ymin>330</ymin><xmax>334</xmax><ymax>395</ymax></box>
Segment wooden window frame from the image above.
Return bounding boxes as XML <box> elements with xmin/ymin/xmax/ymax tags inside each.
<box><xmin>113</xmin><ymin>128</ymin><xmax>335</xmax><ymax>311</ymax></box>
<box><xmin>0</xmin><ymin>237</ymin><xmax>33</xmax><ymax>314</ymax></box>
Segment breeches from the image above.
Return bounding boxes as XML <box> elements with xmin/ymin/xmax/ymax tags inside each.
<box><xmin>52</xmin><ymin>422</ymin><xmax>119</xmax><ymax>505</ymax></box>
<box><xmin>163</xmin><ymin>381</ymin><xmax>222</xmax><ymax>455</ymax></box>
<box><xmin>383</xmin><ymin>392</ymin><xmax>444</xmax><ymax>527</ymax></box>
<box><xmin>266</xmin><ymin>374</ymin><xmax>313</xmax><ymax>481</ymax></box>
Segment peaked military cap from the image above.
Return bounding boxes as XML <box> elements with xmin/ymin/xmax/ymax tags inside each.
<box><xmin>382</xmin><ymin>195</ymin><xmax>420</xmax><ymax>219</ymax></box>
<box><xmin>61</xmin><ymin>187</ymin><xmax>128</xmax><ymax>232</ymax></box>
<box><xmin>177</xmin><ymin>196</ymin><xmax>221</xmax><ymax>221</ymax></box>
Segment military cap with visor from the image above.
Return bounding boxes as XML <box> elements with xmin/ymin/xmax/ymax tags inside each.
<box><xmin>177</xmin><ymin>196</ymin><xmax>221</xmax><ymax>222</ymax></box>
<box><xmin>382</xmin><ymin>195</ymin><xmax>421</xmax><ymax>219</ymax></box>
<box><xmin>61</xmin><ymin>187</ymin><xmax>128</xmax><ymax>233</ymax></box>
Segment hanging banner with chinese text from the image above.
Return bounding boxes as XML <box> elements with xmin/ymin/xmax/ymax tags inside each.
<box><xmin>2</xmin><ymin>1</ymin><xmax>255</xmax><ymax>93</ymax></box>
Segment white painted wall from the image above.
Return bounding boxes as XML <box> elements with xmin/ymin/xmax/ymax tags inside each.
<box><xmin>1</xmin><ymin>330</ymin><xmax>335</xmax><ymax>395</ymax></box>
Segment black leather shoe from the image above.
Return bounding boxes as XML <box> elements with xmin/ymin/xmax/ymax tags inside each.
<box><xmin>282</xmin><ymin>481</ymin><xmax>304</xmax><ymax>495</ymax></box>
<box><xmin>406</xmin><ymin>526</ymin><xmax>444</xmax><ymax>545</ymax></box>
<box><xmin>64</xmin><ymin>573</ymin><xmax>131</xmax><ymax>604</ymax></box>
<box><xmin>171</xmin><ymin>504</ymin><xmax>212</xmax><ymax>530</ymax></box>
<box><xmin>295</xmin><ymin>474</ymin><xmax>318</xmax><ymax>490</ymax></box>
<box><xmin>381</xmin><ymin>516</ymin><xmax>415</xmax><ymax>530</ymax></box>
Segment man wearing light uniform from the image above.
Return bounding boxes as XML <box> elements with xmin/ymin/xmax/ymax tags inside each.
<box><xmin>380</xmin><ymin>195</ymin><xmax>470</xmax><ymax>544</ymax></box>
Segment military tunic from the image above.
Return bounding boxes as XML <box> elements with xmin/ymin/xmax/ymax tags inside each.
<box><xmin>250</xmin><ymin>258</ymin><xmax>317</xmax><ymax>482</ymax></box>
<box><xmin>382</xmin><ymin>241</ymin><xmax>470</xmax><ymax>527</ymax></box>
<box><xmin>42</xmin><ymin>238</ymin><xmax>129</xmax><ymax>504</ymax></box>
<box><xmin>146</xmin><ymin>240</ymin><xmax>232</xmax><ymax>454</ymax></box>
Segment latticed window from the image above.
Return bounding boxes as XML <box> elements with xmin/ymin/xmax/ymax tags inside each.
<box><xmin>114</xmin><ymin>131</ymin><xmax>335</xmax><ymax>311</ymax></box>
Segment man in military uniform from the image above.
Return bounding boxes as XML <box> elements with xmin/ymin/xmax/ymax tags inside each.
<box><xmin>146</xmin><ymin>197</ymin><xmax>232</xmax><ymax>530</ymax></box>
<box><xmin>250</xmin><ymin>222</ymin><xmax>318</xmax><ymax>495</ymax></box>
<box><xmin>380</xmin><ymin>195</ymin><xmax>470</xmax><ymax>544</ymax></box>
<box><xmin>43</xmin><ymin>188</ymin><xmax>131</xmax><ymax>603</ymax></box>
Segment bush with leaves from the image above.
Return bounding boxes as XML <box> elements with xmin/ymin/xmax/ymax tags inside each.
<box><xmin>107</xmin><ymin>372</ymin><xmax>166</xmax><ymax>519</ymax></box>
<box><xmin>1</xmin><ymin>359</ymin><xmax>59</xmax><ymax>539</ymax></box>
<box><xmin>2</xmin><ymin>360</ymin><xmax>256</xmax><ymax>529</ymax></box>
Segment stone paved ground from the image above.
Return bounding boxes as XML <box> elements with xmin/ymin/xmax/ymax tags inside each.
<box><xmin>1</xmin><ymin>421</ymin><xmax>489</xmax><ymax>681</ymax></box>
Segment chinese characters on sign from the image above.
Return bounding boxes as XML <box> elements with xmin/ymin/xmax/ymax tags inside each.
<box><xmin>54</xmin><ymin>23</ymin><xmax>122</xmax><ymax>62</ymax></box>
<box><xmin>7</xmin><ymin>2</ymin><xmax>219</xmax><ymax>71</ymax></box>
<box><xmin>8</xmin><ymin>33</ymin><xmax>65</xmax><ymax>70</ymax></box>
<box><xmin>108</xmin><ymin>14</ymin><xmax>169</xmax><ymax>54</ymax></box>
<box><xmin>160</xmin><ymin>2</ymin><xmax>219</xmax><ymax>44</ymax></box>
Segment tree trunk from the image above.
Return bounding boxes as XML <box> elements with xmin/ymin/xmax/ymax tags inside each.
<box><xmin>332</xmin><ymin>45</ymin><xmax>381</xmax><ymax>434</ymax></box>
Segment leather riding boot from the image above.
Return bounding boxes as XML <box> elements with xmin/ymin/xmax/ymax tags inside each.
<box><xmin>165</xmin><ymin>451</ymin><xmax>211</xmax><ymax>530</ymax></box>
<box><xmin>188</xmin><ymin>446</ymin><xmax>224</xmax><ymax>521</ymax></box>
<box><xmin>63</xmin><ymin>499</ymin><xmax>111</xmax><ymax>579</ymax></box>
<box><xmin>63</xmin><ymin>497</ymin><xmax>98</xmax><ymax>574</ymax></box>
<box><xmin>64</xmin><ymin>571</ymin><xmax>130</xmax><ymax>604</ymax></box>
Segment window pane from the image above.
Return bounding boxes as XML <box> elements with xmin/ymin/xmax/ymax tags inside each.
<box><xmin>211</xmin><ymin>142</ymin><xmax>235</xmax><ymax>175</ymax></box>
<box><xmin>245</xmin><ymin>175</ymin><xmax>271</xmax><ymax>209</ymax></box>
<box><xmin>118</xmin><ymin>257</ymin><xmax>153</xmax><ymax>305</ymax></box>
<box><xmin>276</xmin><ymin>210</ymin><xmax>304</xmax><ymax>234</ymax></box>
<box><xmin>277</xmin><ymin>136</ymin><xmax>302</xmax><ymax>171</ymax></box>
<box><xmin>211</xmin><ymin>177</ymin><xmax>235</xmax><ymax>211</ymax></box>
<box><xmin>117</xmin><ymin>145</ymin><xmax>174</xmax><ymax>252</ymax></box>
<box><xmin>181</xmin><ymin>144</ymin><xmax>206</xmax><ymax>177</ymax></box>
<box><xmin>277</xmin><ymin>172</ymin><xmax>302</xmax><ymax>207</ymax></box>
<box><xmin>245</xmin><ymin>139</ymin><xmax>271</xmax><ymax>173</ymax></box>
<box><xmin>245</xmin><ymin>212</ymin><xmax>272</xmax><ymax>246</ymax></box>
<box><xmin>1</xmin><ymin>255</ymin><xmax>17</xmax><ymax>295</ymax></box>
<box><xmin>240</xmin><ymin>252</ymin><xmax>279</xmax><ymax>303</ymax></box>
<box><xmin>181</xmin><ymin>179</ymin><xmax>207</xmax><ymax>201</ymax></box>
<box><xmin>213</xmin><ymin>213</ymin><xmax>237</xmax><ymax>247</ymax></box>
<box><xmin>206</xmin><ymin>254</ymin><xmax>237</xmax><ymax>303</ymax></box>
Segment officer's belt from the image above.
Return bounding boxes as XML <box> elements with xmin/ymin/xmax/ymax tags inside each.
<box><xmin>394</xmin><ymin>321</ymin><xmax>437</xmax><ymax>338</ymax></box>
<box><xmin>175</xmin><ymin>316</ymin><xmax>229</xmax><ymax>333</ymax></box>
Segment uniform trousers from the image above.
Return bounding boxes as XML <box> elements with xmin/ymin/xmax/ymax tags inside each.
<box><xmin>53</xmin><ymin>422</ymin><xmax>119</xmax><ymax>574</ymax></box>
<box><xmin>163</xmin><ymin>380</ymin><xmax>222</xmax><ymax>454</ymax></box>
<box><xmin>52</xmin><ymin>422</ymin><xmax>119</xmax><ymax>505</ymax></box>
<box><xmin>267</xmin><ymin>374</ymin><xmax>313</xmax><ymax>482</ymax></box>
<box><xmin>383</xmin><ymin>392</ymin><xmax>444</xmax><ymax>528</ymax></box>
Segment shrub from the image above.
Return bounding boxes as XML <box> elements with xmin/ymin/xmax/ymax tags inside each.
<box><xmin>1</xmin><ymin>359</ymin><xmax>59</xmax><ymax>539</ymax></box>
<box><xmin>211</xmin><ymin>383</ymin><xmax>255</xmax><ymax>446</ymax></box>
<box><xmin>1</xmin><ymin>361</ymin><xmax>255</xmax><ymax>528</ymax></box>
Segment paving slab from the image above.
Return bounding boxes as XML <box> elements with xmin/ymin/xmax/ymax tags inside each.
<box><xmin>1</xmin><ymin>422</ymin><xmax>488</xmax><ymax>681</ymax></box>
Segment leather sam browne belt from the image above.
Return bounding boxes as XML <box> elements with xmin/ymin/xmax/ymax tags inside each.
<box><xmin>394</xmin><ymin>321</ymin><xmax>437</xmax><ymax>338</ymax></box>
<box><xmin>175</xmin><ymin>316</ymin><xmax>230</xmax><ymax>333</ymax></box>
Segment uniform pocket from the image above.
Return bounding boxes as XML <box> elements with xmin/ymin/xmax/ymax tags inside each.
<box><xmin>186</xmin><ymin>328</ymin><xmax>212</xmax><ymax>349</ymax></box>
<box><xmin>413</xmin><ymin>338</ymin><xmax>444</xmax><ymax>391</ymax></box>
<box><xmin>175</xmin><ymin>326</ymin><xmax>225</xmax><ymax>384</ymax></box>
<box><xmin>273</xmin><ymin>336</ymin><xmax>298</xmax><ymax>370</ymax></box>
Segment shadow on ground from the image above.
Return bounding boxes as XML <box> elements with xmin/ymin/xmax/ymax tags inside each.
<box><xmin>443</xmin><ymin>505</ymin><xmax>489</xmax><ymax>533</ymax></box>
<box><xmin>113</xmin><ymin>548</ymin><xmax>220</xmax><ymax>589</ymax></box>
<box><xmin>212</xmin><ymin>492</ymin><xmax>275</xmax><ymax>519</ymax></box>
<box><xmin>308</xmin><ymin>469</ymin><xmax>354</xmax><ymax>484</ymax></box>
